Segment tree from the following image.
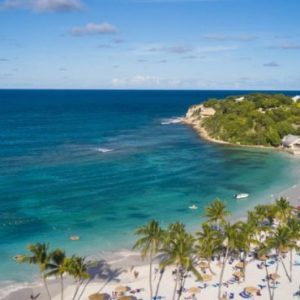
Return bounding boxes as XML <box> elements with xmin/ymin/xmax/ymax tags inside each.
<box><xmin>18</xmin><ymin>243</ymin><xmax>52</xmax><ymax>300</ymax></box>
<box><xmin>274</xmin><ymin>197</ymin><xmax>293</xmax><ymax>225</ymax></box>
<box><xmin>205</xmin><ymin>199</ymin><xmax>230</xmax><ymax>228</ymax></box>
<box><xmin>160</xmin><ymin>223</ymin><xmax>202</xmax><ymax>300</ymax></box>
<box><xmin>195</xmin><ymin>223</ymin><xmax>222</xmax><ymax>275</ymax></box>
<box><xmin>218</xmin><ymin>222</ymin><xmax>241</xmax><ymax>300</ymax></box>
<box><xmin>285</xmin><ymin>219</ymin><xmax>300</xmax><ymax>281</ymax></box>
<box><xmin>47</xmin><ymin>249</ymin><xmax>67</xmax><ymax>300</ymax></box>
<box><xmin>133</xmin><ymin>220</ymin><xmax>163</xmax><ymax>300</ymax></box>
<box><xmin>65</xmin><ymin>255</ymin><xmax>89</xmax><ymax>300</ymax></box>
<box><xmin>266</xmin><ymin>226</ymin><xmax>295</xmax><ymax>282</ymax></box>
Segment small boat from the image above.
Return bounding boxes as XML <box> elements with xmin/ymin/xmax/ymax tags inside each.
<box><xmin>70</xmin><ymin>235</ymin><xmax>80</xmax><ymax>241</ymax></box>
<box><xmin>189</xmin><ymin>204</ymin><xmax>198</xmax><ymax>210</ymax></box>
<box><xmin>234</xmin><ymin>193</ymin><xmax>249</xmax><ymax>199</ymax></box>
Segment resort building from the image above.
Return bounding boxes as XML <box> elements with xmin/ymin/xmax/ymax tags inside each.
<box><xmin>282</xmin><ymin>134</ymin><xmax>300</xmax><ymax>154</ymax></box>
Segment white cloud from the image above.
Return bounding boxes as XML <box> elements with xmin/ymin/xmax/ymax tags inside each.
<box><xmin>204</xmin><ymin>34</ymin><xmax>257</xmax><ymax>42</ymax></box>
<box><xmin>71</xmin><ymin>23</ymin><xmax>118</xmax><ymax>36</ymax></box>
<box><xmin>1</xmin><ymin>0</ymin><xmax>82</xmax><ymax>12</ymax></box>
<box><xmin>112</xmin><ymin>75</ymin><xmax>161</xmax><ymax>87</ymax></box>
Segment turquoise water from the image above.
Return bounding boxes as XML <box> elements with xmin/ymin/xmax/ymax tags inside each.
<box><xmin>0</xmin><ymin>89</ymin><xmax>299</xmax><ymax>287</ymax></box>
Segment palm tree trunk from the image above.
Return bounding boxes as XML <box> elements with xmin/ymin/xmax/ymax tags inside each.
<box><xmin>264</xmin><ymin>262</ymin><xmax>273</xmax><ymax>300</ymax></box>
<box><xmin>243</xmin><ymin>252</ymin><xmax>247</xmax><ymax>282</ymax></box>
<box><xmin>172</xmin><ymin>265</ymin><xmax>180</xmax><ymax>300</ymax></box>
<box><xmin>60</xmin><ymin>274</ymin><xmax>64</xmax><ymax>300</ymax></box>
<box><xmin>290</xmin><ymin>250</ymin><xmax>293</xmax><ymax>282</ymax></box>
<box><xmin>43</xmin><ymin>276</ymin><xmax>52</xmax><ymax>300</ymax></box>
<box><xmin>72</xmin><ymin>280</ymin><xmax>83</xmax><ymax>300</ymax></box>
<box><xmin>208</xmin><ymin>259</ymin><xmax>216</xmax><ymax>275</ymax></box>
<box><xmin>154</xmin><ymin>269</ymin><xmax>165</xmax><ymax>298</ymax></box>
<box><xmin>177</xmin><ymin>271</ymin><xmax>187</xmax><ymax>300</ymax></box>
<box><xmin>77</xmin><ymin>279</ymin><xmax>92</xmax><ymax>300</ymax></box>
<box><xmin>218</xmin><ymin>247</ymin><xmax>229</xmax><ymax>300</ymax></box>
<box><xmin>279</xmin><ymin>256</ymin><xmax>291</xmax><ymax>282</ymax></box>
<box><xmin>149</xmin><ymin>249</ymin><xmax>153</xmax><ymax>300</ymax></box>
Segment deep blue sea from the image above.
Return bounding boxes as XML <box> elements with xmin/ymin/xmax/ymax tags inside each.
<box><xmin>1</xmin><ymin>89</ymin><xmax>300</xmax><ymax>293</ymax></box>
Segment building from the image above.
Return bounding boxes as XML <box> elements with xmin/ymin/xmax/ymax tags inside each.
<box><xmin>282</xmin><ymin>134</ymin><xmax>300</xmax><ymax>154</ymax></box>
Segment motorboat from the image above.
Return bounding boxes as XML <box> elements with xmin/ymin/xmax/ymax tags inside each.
<box><xmin>189</xmin><ymin>204</ymin><xmax>198</xmax><ymax>210</ymax></box>
<box><xmin>234</xmin><ymin>193</ymin><xmax>249</xmax><ymax>199</ymax></box>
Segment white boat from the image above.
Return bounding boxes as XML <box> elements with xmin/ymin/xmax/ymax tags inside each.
<box><xmin>234</xmin><ymin>193</ymin><xmax>249</xmax><ymax>199</ymax></box>
<box><xmin>189</xmin><ymin>204</ymin><xmax>198</xmax><ymax>210</ymax></box>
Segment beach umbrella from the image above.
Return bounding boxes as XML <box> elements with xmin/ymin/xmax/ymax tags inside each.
<box><xmin>270</xmin><ymin>273</ymin><xmax>280</xmax><ymax>280</ymax></box>
<box><xmin>115</xmin><ymin>285</ymin><xmax>130</xmax><ymax>293</ymax></box>
<box><xmin>89</xmin><ymin>293</ymin><xmax>111</xmax><ymax>300</ymax></box>
<box><xmin>235</xmin><ymin>261</ymin><xmax>245</xmax><ymax>269</ymax></box>
<box><xmin>244</xmin><ymin>287</ymin><xmax>259</xmax><ymax>294</ymax></box>
<box><xmin>281</xmin><ymin>247</ymin><xmax>289</xmax><ymax>253</ymax></box>
<box><xmin>188</xmin><ymin>287</ymin><xmax>201</xmax><ymax>294</ymax></box>
<box><xmin>233</xmin><ymin>271</ymin><xmax>244</xmax><ymax>279</ymax></box>
<box><xmin>198</xmin><ymin>261</ymin><xmax>209</xmax><ymax>269</ymax></box>
<box><xmin>201</xmin><ymin>274</ymin><xmax>213</xmax><ymax>282</ymax></box>
<box><xmin>258</xmin><ymin>255</ymin><xmax>268</xmax><ymax>261</ymax></box>
<box><xmin>118</xmin><ymin>297</ymin><xmax>137</xmax><ymax>300</ymax></box>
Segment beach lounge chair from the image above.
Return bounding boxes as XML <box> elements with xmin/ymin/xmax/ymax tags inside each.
<box><xmin>239</xmin><ymin>291</ymin><xmax>251</xmax><ymax>299</ymax></box>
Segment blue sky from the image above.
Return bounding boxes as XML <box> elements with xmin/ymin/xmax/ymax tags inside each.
<box><xmin>0</xmin><ymin>0</ymin><xmax>299</xmax><ymax>89</ymax></box>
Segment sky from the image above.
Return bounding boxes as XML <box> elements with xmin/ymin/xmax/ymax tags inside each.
<box><xmin>0</xmin><ymin>0</ymin><xmax>299</xmax><ymax>90</ymax></box>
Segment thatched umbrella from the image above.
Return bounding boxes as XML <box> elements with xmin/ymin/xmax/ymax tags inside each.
<box><xmin>188</xmin><ymin>287</ymin><xmax>201</xmax><ymax>294</ymax></box>
<box><xmin>258</xmin><ymin>254</ymin><xmax>268</xmax><ymax>261</ymax></box>
<box><xmin>201</xmin><ymin>274</ymin><xmax>213</xmax><ymax>282</ymax></box>
<box><xmin>235</xmin><ymin>261</ymin><xmax>245</xmax><ymax>269</ymax></box>
<box><xmin>118</xmin><ymin>297</ymin><xmax>137</xmax><ymax>300</ymax></box>
<box><xmin>198</xmin><ymin>261</ymin><xmax>209</xmax><ymax>269</ymax></box>
<box><xmin>233</xmin><ymin>271</ymin><xmax>244</xmax><ymax>279</ymax></box>
<box><xmin>244</xmin><ymin>287</ymin><xmax>259</xmax><ymax>294</ymax></box>
<box><xmin>115</xmin><ymin>285</ymin><xmax>130</xmax><ymax>293</ymax></box>
<box><xmin>89</xmin><ymin>293</ymin><xmax>110</xmax><ymax>300</ymax></box>
<box><xmin>270</xmin><ymin>273</ymin><xmax>280</xmax><ymax>281</ymax></box>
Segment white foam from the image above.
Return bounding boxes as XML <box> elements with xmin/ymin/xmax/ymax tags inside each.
<box><xmin>0</xmin><ymin>280</ymin><xmax>36</xmax><ymax>299</ymax></box>
<box><xmin>161</xmin><ymin>117</ymin><xmax>183</xmax><ymax>125</ymax></box>
<box><xmin>96</xmin><ymin>147</ymin><xmax>113</xmax><ymax>153</ymax></box>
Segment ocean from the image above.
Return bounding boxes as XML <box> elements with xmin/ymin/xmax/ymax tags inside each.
<box><xmin>0</xmin><ymin>89</ymin><xmax>299</xmax><ymax>294</ymax></box>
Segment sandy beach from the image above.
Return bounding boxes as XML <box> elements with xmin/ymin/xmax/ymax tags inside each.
<box><xmin>3</xmin><ymin>177</ymin><xmax>300</xmax><ymax>300</ymax></box>
<box><xmin>4</xmin><ymin>248</ymin><xmax>300</xmax><ymax>300</ymax></box>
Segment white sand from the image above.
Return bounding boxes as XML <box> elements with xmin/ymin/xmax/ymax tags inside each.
<box><xmin>3</xmin><ymin>183</ymin><xmax>300</xmax><ymax>300</ymax></box>
<box><xmin>4</xmin><ymin>249</ymin><xmax>300</xmax><ymax>300</ymax></box>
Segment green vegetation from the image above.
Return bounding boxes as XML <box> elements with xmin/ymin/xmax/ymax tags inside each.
<box><xmin>199</xmin><ymin>93</ymin><xmax>300</xmax><ymax>146</ymax></box>
<box><xmin>16</xmin><ymin>197</ymin><xmax>300</xmax><ymax>300</ymax></box>
<box><xmin>17</xmin><ymin>244</ymin><xmax>89</xmax><ymax>300</ymax></box>
<box><xmin>134</xmin><ymin>198</ymin><xmax>300</xmax><ymax>300</ymax></box>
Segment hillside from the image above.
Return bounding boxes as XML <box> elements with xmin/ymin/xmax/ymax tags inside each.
<box><xmin>184</xmin><ymin>93</ymin><xmax>300</xmax><ymax>147</ymax></box>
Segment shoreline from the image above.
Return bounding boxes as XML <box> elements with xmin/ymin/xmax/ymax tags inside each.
<box><xmin>181</xmin><ymin>117</ymin><xmax>287</xmax><ymax>152</ymax></box>
<box><xmin>4</xmin><ymin>179</ymin><xmax>300</xmax><ymax>299</ymax></box>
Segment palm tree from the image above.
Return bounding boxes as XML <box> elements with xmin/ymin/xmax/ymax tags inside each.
<box><xmin>133</xmin><ymin>220</ymin><xmax>163</xmax><ymax>300</ymax></box>
<box><xmin>266</xmin><ymin>226</ymin><xmax>295</xmax><ymax>282</ymax></box>
<box><xmin>47</xmin><ymin>249</ymin><xmax>67</xmax><ymax>300</ymax></box>
<box><xmin>17</xmin><ymin>243</ymin><xmax>52</xmax><ymax>300</ymax></box>
<box><xmin>65</xmin><ymin>255</ymin><xmax>89</xmax><ymax>300</ymax></box>
<box><xmin>274</xmin><ymin>197</ymin><xmax>293</xmax><ymax>225</ymax></box>
<box><xmin>195</xmin><ymin>223</ymin><xmax>222</xmax><ymax>275</ymax></box>
<box><xmin>286</xmin><ymin>218</ymin><xmax>300</xmax><ymax>281</ymax></box>
<box><xmin>258</xmin><ymin>242</ymin><xmax>274</xmax><ymax>300</ymax></box>
<box><xmin>205</xmin><ymin>199</ymin><xmax>230</xmax><ymax>229</ymax></box>
<box><xmin>218</xmin><ymin>222</ymin><xmax>241</xmax><ymax>300</ymax></box>
<box><xmin>160</xmin><ymin>223</ymin><xmax>201</xmax><ymax>300</ymax></box>
<box><xmin>235</xmin><ymin>220</ymin><xmax>257</xmax><ymax>281</ymax></box>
